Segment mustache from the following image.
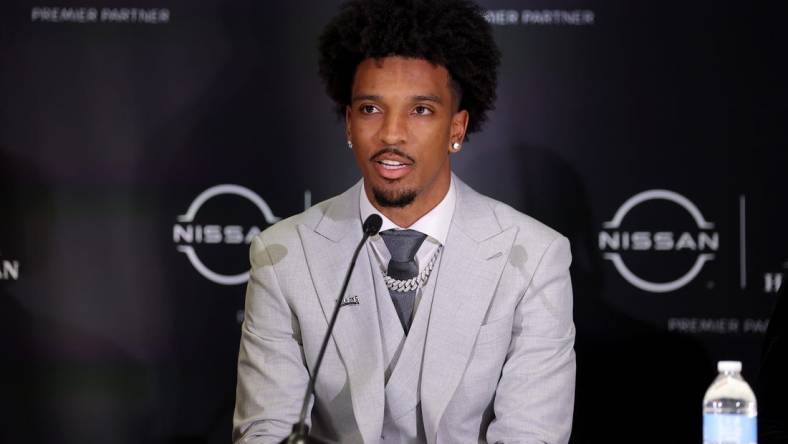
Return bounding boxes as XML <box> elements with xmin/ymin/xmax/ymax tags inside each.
<box><xmin>369</xmin><ymin>146</ymin><xmax>415</xmax><ymax>163</ymax></box>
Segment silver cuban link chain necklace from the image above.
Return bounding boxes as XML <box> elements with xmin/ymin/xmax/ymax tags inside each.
<box><xmin>383</xmin><ymin>245</ymin><xmax>442</xmax><ymax>293</ymax></box>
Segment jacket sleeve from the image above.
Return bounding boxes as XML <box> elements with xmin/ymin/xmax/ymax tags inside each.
<box><xmin>487</xmin><ymin>235</ymin><xmax>576</xmax><ymax>444</ymax></box>
<box><xmin>233</xmin><ymin>235</ymin><xmax>312</xmax><ymax>444</ymax></box>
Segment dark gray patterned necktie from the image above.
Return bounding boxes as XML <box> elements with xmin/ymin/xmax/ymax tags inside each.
<box><xmin>379</xmin><ymin>229</ymin><xmax>427</xmax><ymax>334</ymax></box>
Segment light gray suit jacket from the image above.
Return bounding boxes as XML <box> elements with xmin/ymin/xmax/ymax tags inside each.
<box><xmin>233</xmin><ymin>175</ymin><xmax>576</xmax><ymax>444</ymax></box>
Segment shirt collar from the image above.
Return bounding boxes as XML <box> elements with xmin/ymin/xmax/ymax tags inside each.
<box><xmin>359</xmin><ymin>177</ymin><xmax>456</xmax><ymax>245</ymax></box>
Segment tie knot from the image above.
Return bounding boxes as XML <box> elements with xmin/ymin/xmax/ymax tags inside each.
<box><xmin>379</xmin><ymin>229</ymin><xmax>427</xmax><ymax>263</ymax></box>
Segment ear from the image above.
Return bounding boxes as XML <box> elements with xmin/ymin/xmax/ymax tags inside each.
<box><xmin>345</xmin><ymin>105</ymin><xmax>352</xmax><ymax>140</ymax></box>
<box><xmin>449</xmin><ymin>109</ymin><xmax>469</xmax><ymax>149</ymax></box>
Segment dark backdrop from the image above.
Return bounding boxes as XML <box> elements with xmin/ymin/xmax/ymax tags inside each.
<box><xmin>1</xmin><ymin>1</ymin><xmax>786</xmax><ymax>443</ymax></box>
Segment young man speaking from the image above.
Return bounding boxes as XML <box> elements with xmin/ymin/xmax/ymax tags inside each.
<box><xmin>233</xmin><ymin>1</ymin><xmax>575</xmax><ymax>442</ymax></box>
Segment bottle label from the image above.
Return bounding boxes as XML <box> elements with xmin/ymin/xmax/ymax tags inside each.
<box><xmin>703</xmin><ymin>413</ymin><xmax>757</xmax><ymax>443</ymax></box>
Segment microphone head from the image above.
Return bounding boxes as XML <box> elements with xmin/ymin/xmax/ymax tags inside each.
<box><xmin>363</xmin><ymin>214</ymin><xmax>383</xmax><ymax>236</ymax></box>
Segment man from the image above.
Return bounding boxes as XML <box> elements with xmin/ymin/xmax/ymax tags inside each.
<box><xmin>234</xmin><ymin>1</ymin><xmax>575</xmax><ymax>443</ymax></box>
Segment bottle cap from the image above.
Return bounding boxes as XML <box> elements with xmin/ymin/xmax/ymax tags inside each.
<box><xmin>718</xmin><ymin>360</ymin><xmax>742</xmax><ymax>373</ymax></box>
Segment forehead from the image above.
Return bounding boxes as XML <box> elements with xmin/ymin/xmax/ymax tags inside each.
<box><xmin>352</xmin><ymin>56</ymin><xmax>452</xmax><ymax>97</ymax></box>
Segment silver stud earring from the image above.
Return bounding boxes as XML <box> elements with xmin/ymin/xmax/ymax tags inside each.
<box><xmin>347</xmin><ymin>140</ymin><xmax>353</xmax><ymax>150</ymax></box>
<box><xmin>451</xmin><ymin>142</ymin><xmax>461</xmax><ymax>152</ymax></box>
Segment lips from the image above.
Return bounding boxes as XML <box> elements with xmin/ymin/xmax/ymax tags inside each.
<box><xmin>371</xmin><ymin>151</ymin><xmax>414</xmax><ymax>180</ymax></box>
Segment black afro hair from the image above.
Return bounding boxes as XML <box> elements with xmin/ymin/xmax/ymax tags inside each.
<box><xmin>318</xmin><ymin>0</ymin><xmax>501</xmax><ymax>136</ymax></box>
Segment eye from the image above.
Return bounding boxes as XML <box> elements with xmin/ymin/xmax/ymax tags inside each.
<box><xmin>360</xmin><ymin>104</ymin><xmax>380</xmax><ymax>114</ymax></box>
<box><xmin>413</xmin><ymin>105</ymin><xmax>433</xmax><ymax>116</ymax></box>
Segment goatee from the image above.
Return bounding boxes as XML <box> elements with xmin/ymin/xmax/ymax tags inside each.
<box><xmin>373</xmin><ymin>187</ymin><xmax>418</xmax><ymax>208</ymax></box>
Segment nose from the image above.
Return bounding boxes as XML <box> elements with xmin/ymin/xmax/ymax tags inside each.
<box><xmin>379</xmin><ymin>111</ymin><xmax>407</xmax><ymax>146</ymax></box>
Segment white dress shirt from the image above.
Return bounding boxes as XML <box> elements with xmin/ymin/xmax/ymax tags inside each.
<box><xmin>359</xmin><ymin>177</ymin><xmax>456</xmax><ymax>290</ymax></box>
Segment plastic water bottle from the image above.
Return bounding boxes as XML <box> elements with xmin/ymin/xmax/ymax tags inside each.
<box><xmin>703</xmin><ymin>361</ymin><xmax>757</xmax><ymax>444</ymax></box>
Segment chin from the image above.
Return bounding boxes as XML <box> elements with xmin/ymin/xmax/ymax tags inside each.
<box><xmin>372</xmin><ymin>186</ymin><xmax>418</xmax><ymax>208</ymax></box>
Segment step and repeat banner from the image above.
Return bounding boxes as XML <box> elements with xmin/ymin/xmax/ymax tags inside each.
<box><xmin>1</xmin><ymin>1</ymin><xmax>785</xmax><ymax>443</ymax></box>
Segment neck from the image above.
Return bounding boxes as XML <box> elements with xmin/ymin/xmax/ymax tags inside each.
<box><xmin>366</xmin><ymin>171</ymin><xmax>451</xmax><ymax>228</ymax></box>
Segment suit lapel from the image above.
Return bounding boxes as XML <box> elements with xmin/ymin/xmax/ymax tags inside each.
<box><xmin>298</xmin><ymin>183</ymin><xmax>384</xmax><ymax>444</ymax></box>
<box><xmin>421</xmin><ymin>177</ymin><xmax>517</xmax><ymax>443</ymax></box>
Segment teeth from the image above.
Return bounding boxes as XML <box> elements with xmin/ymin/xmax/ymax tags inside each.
<box><xmin>380</xmin><ymin>160</ymin><xmax>404</xmax><ymax>166</ymax></box>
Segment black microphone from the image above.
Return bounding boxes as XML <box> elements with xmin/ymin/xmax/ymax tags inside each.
<box><xmin>285</xmin><ymin>214</ymin><xmax>382</xmax><ymax>444</ymax></box>
<box><xmin>363</xmin><ymin>213</ymin><xmax>383</xmax><ymax>237</ymax></box>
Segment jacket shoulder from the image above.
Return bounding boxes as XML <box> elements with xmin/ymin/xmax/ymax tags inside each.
<box><xmin>493</xmin><ymin>198</ymin><xmax>563</xmax><ymax>244</ymax></box>
<box><xmin>460</xmin><ymin>182</ymin><xmax>565</xmax><ymax>247</ymax></box>
<box><xmin>254</xmin><ymin>194</ymin><xmax>340</xmax><ymax>245</ymax></box>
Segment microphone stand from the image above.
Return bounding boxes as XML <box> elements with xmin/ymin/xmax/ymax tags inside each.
<box><xmin>284</xmin><ymin>214</ymin><xmax>382</xmax><ymax>444</ymax></box>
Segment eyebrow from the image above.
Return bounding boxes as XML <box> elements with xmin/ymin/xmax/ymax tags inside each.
<box><xmin>351</xmin><ymin>94</ymin><xmax>444</xmax><ymax>104</ymax></box>
<box><xmin>351</xmin><ymin>94</ymin><xmax>382</xmax><ymax>103</ymax></box>
<box><xmin>413</xmin><ymin>95</ymin><xmax>443</xmax><ymax>104</ymax></box>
